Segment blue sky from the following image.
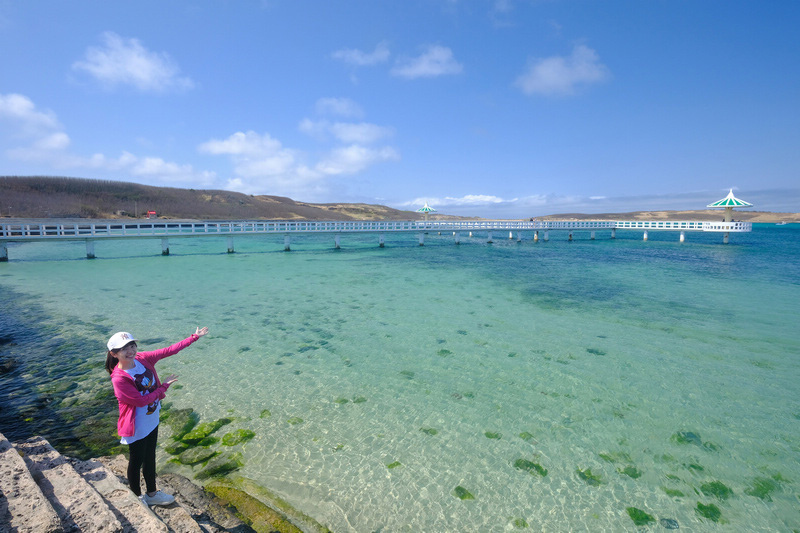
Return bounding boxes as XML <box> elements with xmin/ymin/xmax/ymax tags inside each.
<box><xmin>1</xmin><ymin>1</ymin><xmax>798</xmax><ymax>218</ymax></box>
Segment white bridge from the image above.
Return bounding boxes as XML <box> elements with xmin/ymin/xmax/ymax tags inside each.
<box><xmin>0</xmin><ymin>218</ymin><xmax>752</xmax><ymax>261</ymax></box>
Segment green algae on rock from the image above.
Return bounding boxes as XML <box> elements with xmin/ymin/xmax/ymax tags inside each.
<box><xmin>661</xmin><ymin>486</ymin><xmax>685</xmax><ymax>497</ymax></box>
<box><xmin>181</xmin><ymin>417</ymin><xmax>233</xmax><ymax>444</ymax></box>
<box><xmin>286</xmin><ymin>417</ymin><xmax>304</xmax><ymax>425</ymax></box>
<box><xmin>513</xmin><ymin>459</ymin><xmax>547</xmax><ymax>477</ymax></box>
<box><xmin>162</xmin><ymin>407</ymin><xmax>200</xmax><ymax>440</ymax></box>
<box><xmin>671</xmin><ymin>431</ymin><xmax>703</xmax><ymax>446</ymax></box>
<box><xmin>259</xmin><ymin>409</ymin><xmax>272</xmax><ymax>418</ymax></box>
<box><xmin>178</xmin><ymin>446</ymin><xmax>219</xmax><ymax>466</ymax></box>
<box><xmin>352</xmin><ymin>396</ymin><xmax>367</xmax><ymax>403</ymax></box>
<box><xmin>518</xmin><ymin>431</ymin><xmax>536</xmax><ymax>442</ymax></box>
<box><xmin>626</xmin><ymin>507</ymin><xmax>655</xmax><ymax>526</ymax></box>
<box><xmin>744</xmin><ymin>475</ymin><xmax>782</xmax><ymax>501</ymax></box>
<box><xmin>196</xmin><ymin>451</ymin><xmax>244</xmax><ymax>480</ymax></box>
<box><xmin>386</xmin><ymin>461</ymin><xmax>402</xmax><ymax>469</ymax></box>
<box><xmin>511</xmin><ymin>517</ymin><xmax>529</xmax><ymax>528</ymax></box>
<box><xmin>453</xmin><ymin>485</ymin><xmax>475</xmax><ymax>500</ymax></box>
<box><xmin>695</xmin><ymin>502</ymin><xmax>722</xmax><ymax>522</ymax></box>
<box><xmin>700</xmin><ymin>480</ymin><xmax>734</xmax><ymax>500</ymax></box>
<box><xmin>164</xmin><ymin>440</ymin><xmax>191</xmax><ymax>455</ymax></box>
<box><xmin>420</xmin><ymin>427</ymin><xmax>438</xmax><ymax>436</ymax></box>
<box><xmin>618</xmin><ymin>465</ymin><xmax>642</xmax><ymax>479</ymax></box>
<box><xmin>484</xmin><ymin>431</ymin><xmax>502</xmax><ymax>439</ymax></box>
<box><xmin>576</xmin><ymin>468</ymin><xmax>602</xmax><ymax>486</ymax></box>
<box><xmin>222</xmin><ymin>429</ymin><xmax>256</xmax><ymax>446</ymax></box>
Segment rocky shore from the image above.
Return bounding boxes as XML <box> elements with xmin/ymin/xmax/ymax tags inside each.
<box><xmin>0</xmin><ymin>431</ymin><xmax>330</xmax><ymax>533</ymax></box>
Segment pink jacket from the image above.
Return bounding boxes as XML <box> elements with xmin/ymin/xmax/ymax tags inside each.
<box><xmin>110</xmin><ymin>334</ymin><xmax>199</xmax><ymax>437</ymax></box>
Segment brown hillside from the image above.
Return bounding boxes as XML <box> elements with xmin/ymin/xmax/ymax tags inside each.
<box><xmin>0</xmin><ymin>176</ymin><xmax>440</xmax><ymax>220</ymax></box>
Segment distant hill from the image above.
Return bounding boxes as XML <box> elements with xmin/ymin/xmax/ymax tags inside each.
<box><xmin>1</xmin><ymin>176</ymin><xmax>797</xmax><ymax>222</ymax></box>
<box><xmin>0</xmin><ymin>176</ymin><xmax>446</xmax><ymax>221</ymax></box>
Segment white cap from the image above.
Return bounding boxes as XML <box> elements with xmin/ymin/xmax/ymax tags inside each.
<box><xmin>107</xmin><ymin>332</ymin><xmax>137</xmax><ymax>351</ymax></box>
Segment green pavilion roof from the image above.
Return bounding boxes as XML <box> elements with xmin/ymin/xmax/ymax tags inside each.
<box><xmin>417</xmin><ymin>202</ymin><xmax>436</xmax><ymax>213</ymax></box>
<box><xmin>707</xmin><ymin>189</ymin><xmax>753</xmax><ymax>208</ymax></box>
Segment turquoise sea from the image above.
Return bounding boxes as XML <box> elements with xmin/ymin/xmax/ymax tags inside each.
<box><xmin>1</xmin><ymin>224</ymin><xmax>798</xmax><ymax>532</ymax></box>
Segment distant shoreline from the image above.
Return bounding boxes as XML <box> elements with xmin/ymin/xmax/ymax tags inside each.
<box><xmin>2</xmin><ymin>210</ymin><xmax>798</xmax><ymax>224</ymax></box>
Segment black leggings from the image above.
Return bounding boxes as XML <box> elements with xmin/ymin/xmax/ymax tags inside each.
<box><xmin>127</xmin><ymin>425</ymin><xmax>158</xmax><ymax>496</ymax></box>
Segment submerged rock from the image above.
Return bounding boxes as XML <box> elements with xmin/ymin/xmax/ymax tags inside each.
<box><xmin>178</xmin><ymin>446</ymin><xmax>218</xmax><ymax>465</ymax></box>
<box><xmin>576</xmin><ymin>468</ymin><xmax>602</xmax><ymax>486</ymax></box>
<box><xmin>196</xmin><ymin>452</ymin><xmax>243</xmax><ymax>480</ymax></box>
<box><xmin>660</xmin><ymin>518</ymin><xmax>680</xmax><ymax>529</ymax></box>
<box><xmin>695</xmin><ymin>502</ymin><xmax>722</xmax><ymax>522</ymax></box>
<box><xmin>513</xmin><ymin>459</ymin><xmax>547</xmax><ymax>477</ymax></box>
<box><xmin>181</xmin><ymin>418</ymin><xmax>233</xmax><ymax>444</ymax></box>
<box><xmin>700</xmin><ymin>480</ymin><xmax>734</xmax><ymax>500</ymax></box>
<box><xmin>162</xmin><ymin>407</ymin><xmax>199</xmax><ymax>440</ymax></box>
<box><xmin>222</xmin><ymin>429</ymin><xmax>256</xmax><ymax>446</ymax></box>
<box><xmin>452</xmin><ymin>485</ymin><xmax>475</xmax><ymax>500</ymax></box>
<box><xmin>625</xmin><ymin>507</ymin><xmax>655</xmax><ymax>526</ymax></box>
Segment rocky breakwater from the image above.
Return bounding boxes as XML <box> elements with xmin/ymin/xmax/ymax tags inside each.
<box><xmin>0</xmin><ymin>431</ymin><xmax>325</xmax><ymax>532</ymax></box>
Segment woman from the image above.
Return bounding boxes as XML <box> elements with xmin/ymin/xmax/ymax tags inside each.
<box><xmin>106</xmin><ymin>326</ymin><xmax>209</xmax><ymax>507</ymax></box>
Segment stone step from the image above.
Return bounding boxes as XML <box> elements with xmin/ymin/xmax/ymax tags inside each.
<box><xmin>13</xmin><ymin>435</ymin><xmax>123</xmax><ymax>532</ymax></box>
<box><xmin>0</xmin><ymin>431</ymin><xmax>60</xmax><ymax>533</ymax></box>
<box><xmin>68</xmin><ymin>456</ymin><xmax>169</xmax><ymax>533</ymax></box>
<box><xmin>96</xmin><ymin>454</ymin><xmax>254</xmax><ymax>533</ymax></box>
<box><xmin>2</xmin><ymin>432</ymin><xmax>258</xmax><ymax>533</ymax></box>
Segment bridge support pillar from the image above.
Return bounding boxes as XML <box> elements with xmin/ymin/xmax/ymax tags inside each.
<box><xmin>334</xmin><ymin>234</ymin><xmax>341</xmax><ymax>249</ymax></box>
<box><xmin>379</xmin><ymin>234</ymin><xmax>385</xmax><ymax>248</ymax></box>
<box><xmin>643</xmin><ymin>231</ymin><xmax>648</xmax><ymax>242</ymax></box>
<box><xmin>723</xmin><ymin>232</ymin><xmax>729</xmax><ymax>244</ymax></box>
<box><xmin>161</xmin><ymin>238</ymin><xmax>169</xmax><ymax>256</ymax></box>
<box><xmin>418</xmin><ymin>233</ymin><xmax>425</xmax><ymax>246</ymax></box>
<box><xmin>544</xmin><ymin>231</ymin><xmax>549</xmax><ymax>242</ymax></box>
<box><xmin>534</xmin><ymin>231</ymin><xmax>538</xmax><ymax>242</ymax></box>
<box><xmin>611</xmin><ymin>228</ymin><xmax>616</xmax><ymax>239</ymax></box>
<box><xmin>86</xmin><ymin>240</ymin><xmax>96</xmax><ymax>259</ymax></box>
<box><xmin>591</xmin><ymin>231</ymin><xmax>595</xmax><ymax>240</ymax></box>
<box><xmin>469</xmin><ymin>232</ymin><xmax>473</xmax><ymax>237</ymax></box>
<box><xmin>509</xmin><ymin>231</ymin><xmax>513</xmax><ymax>239</ymax></box>
<box><xmin>516</xmin><ymin>232</ymin><xmax>522</xmax><ymax>242</ymax></box>
<box><xmin>227</xmin><ymin>236</ymin><xmax>235</xmax><ymax>253</ymax></box>
<box><xmin>487</xmin><ymin>232</ymin><xmax>493</xmax><ymax>243</ymax></box>
<box><xmin>568</xmin><ymin>232</ymin><xmax>573</xmax><ymax>241</ymax></box>
<box><xmin>284</xmin><ymin>235</ymin><xmax>291</xmax><ymax>251</ymax></box>
<box><xmin>0</xmin><ymin>241</ymin><xmax>6</xmax><ymax>262</ymax></box>
<box><xmin>454</xmin><ymin>232</ymin><xmax>460</xmax><ymax>244</ymax></box>
<box><xmin>679</xmin><ymin>231</ymin><xmax>685</xmax><ymax>243</ymax></box>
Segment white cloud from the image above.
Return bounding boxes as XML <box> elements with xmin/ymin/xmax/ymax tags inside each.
<box><xmin>72</xmin><ymin>31</ymin><xmax>194</xmax><ymax>92</ymax></box>
<box><xmin>315</xmin><ymin>97</ymin><xmax>364</xmax><ymax>118</ymax></box>
<box><xmin>515</xmin><ymin>44</ymin><xmax>609</xmax><ymax>96</ymax></box>
<box><xmin>0</xmin><ymin>93</ymin><xmax>63</xmax><ymax>138</ymax></box>
<box><xmin>332</xmin><ymin>41</ymin><xmax>390</xmax><ymax>66</ymax></box>
<box><xmin>315</xmin><ymin>145</ymin><xmax>399</xmax><ymax>175</ymax></box>
<box><xmin>391</xmin><ymin>45</ymin><xmax>463</xmax><ymax>79</ymax></box>
<box><xmin>301</xmin><ymin>120</ymin><xmax>393</xmax><ymax>144</ymax></box>
<box><xmin>0</xmin><ymin>92</ymin><xmax>213</xmax><ymax>186</ymax></box>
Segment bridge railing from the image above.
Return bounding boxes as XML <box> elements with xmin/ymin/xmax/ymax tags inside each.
<box><xmin>0</xmin><ymin>219</ymin><xmax>752</xmax><ymax>240</ymax></box>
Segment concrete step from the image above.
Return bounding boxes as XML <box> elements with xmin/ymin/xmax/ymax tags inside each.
<box><xmin>0</xmin><ymin>431</ymin><xmax>60</xmax><ymax>533</ymax></box>
<box><xmin>13</xmin><ymin>435</ymin><xmax>124</xmax><ymax>532</ymax></box>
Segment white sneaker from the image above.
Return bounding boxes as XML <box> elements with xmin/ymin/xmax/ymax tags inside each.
<box><xmin>142</xmin><ymin>490</ymin><xmax>175</xmax><ymax>507</ymax></box>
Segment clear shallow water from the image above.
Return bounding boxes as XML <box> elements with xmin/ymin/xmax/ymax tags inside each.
<box><xmin>1</xmin><ymin>225</ymin><xmax>799</xmax><ymax>531</ymax></box>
